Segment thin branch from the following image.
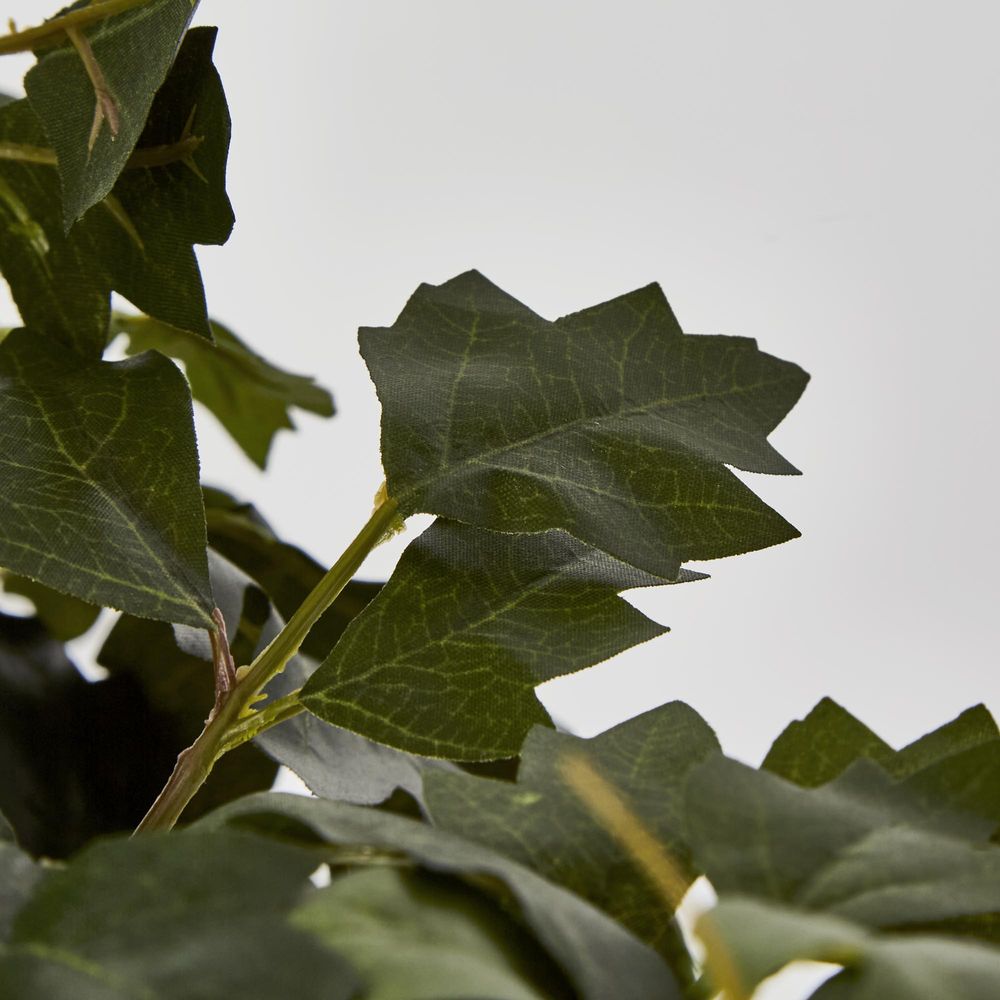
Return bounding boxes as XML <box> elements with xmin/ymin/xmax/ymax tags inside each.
<box><xmin>0</xmin><ymin>0</ymin><xmax>152</xmax><ymax>56</ymax></box>
<box><xmin>0</xmin><ymin>132</ymin><xmax>203</xmax><ymax>170</ymax></box>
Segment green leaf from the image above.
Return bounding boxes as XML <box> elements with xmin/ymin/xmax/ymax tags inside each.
<box><xmin>0</xmin><ymin>329</ymin><xmax>213</xmax><ymax>627</ymax></box>
<box><xmin>292</xmin><ymin>868</ymin><xmax>571</xmax><ymax>1000</ymax></box>
<box><xmin>25</xmin><ymin>0</ymin><xmax>197</xmax><ymax>227</ymax></box>
<box><xmin>113</xmin><ymin>315</ymin><xmax>335</xmax><ymax>469</ymax></box>
<box><xmin>0</xmin><ymin>27</ymin><xmax>232</xmax><ymax>356</ymax></box>
<box><xmin>763</xmin><ymin>698</ymin><xmax>896</xmax><ymax>787</ymax></box>
<box><xmin>260</xmin><ymin>650</ymin><xmax>462</xmax><ymax>809</ymax></box>
<box><xmin>301</xmin><ymin>517</ymin><xmax>702</xmax><ymax>759</ymax></box>
<box><xmin>0</xmin><ymin>836</ymin><xmax>40</xmax><ymax>942</ymax></box>
<box><xmin>761</xmin><ymin>699</ymin><xmax>1000</xmax><ymax>832</ymax></box>
<box><xmin>698</xmin><ymin>898</ymin><xmax>1000</xmax><ymax>1000</ymax></box>
<box><xmin>202</xmin><ymin>486</ymin><xmax>379</xmax><ymax>659</ymax></box>
<box><xmin>361</xmin><ymin>271</ymin><xmax>807</xmax><ymax>577</ymax></box>
<box><xmin>764</xmin><ymin>698</ymin><xmax>999</xmax><ymax>787</ymax></box>
<box><xmin>685</xmin><ymin>753</ymin><xmax>1000</xmax><ymax>944</ymax></box>
<box><xmin>425</xmin><ymin>701</ymin><xmax>718</xmax><ymax>969</ymax></box>
<box><xmin>0</xmin><ymin>572</ymin><xmax>100</xmax><ymax>641</ymax></box>
<box><xmin>0</xmin><ymin>829</ymin><xmax>361</xmax><ymax>999</ymax></box>
<box><xmin>197</xmin><ymin>792</ymin><xmax>682</xmax><ymax>1000</ymax></box>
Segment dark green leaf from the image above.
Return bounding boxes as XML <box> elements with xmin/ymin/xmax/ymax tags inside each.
<box><xmin>686</xmin><ymin>752</ymin><xmax>1000</xmax><ymax>946</ymax></box>
<box><xmin>0</xmin><ymin>611</ymin><xmax>195</xmax><ymax>856</ymax></box>
<box><xmin>293</xmin><ymin>868</ymin><xmax>571</xmax><ymax>1000</ymax></box>
<box><xmin>425</xmin><ymin>701</ymin><xmax>718</xmax><ymax>970</ymax></box>
<box><xmin>0</xmin><ymin>27</ymin><xmax>232</xmax><ymax>356</ymax></box>
<box><xmin>203</xmin><ymin>486</ymin><xmax>379</xmax><ymax>660</ymax></box>
<box><xmin>302</xmin><ymin>518</ymin><xmax>701</xmax><ymax>759</ymax></box>
<box><xmin>197</xmin><ymin>792</ymin><xmax>682</xmax><ymax>1000</ymax></box>
<box><xmin>362</xmin><ymin>271</ymin><xmax>807</xmax><ymax>577</ymax></box>
<box><xmin>0</xmin><ymin>329</ymin><xmax>213</xmax><ymax>627</ymax></box>
<box><xmin>260</xmin><ymin>650</ymin><xmax>461</xmax><ymax>809</ymax></box>
<box><xmin>0</xmin><ymin>837</ymin><xmax>40</xmax><ymax>942</ymax></box>
<box><xmin>0</xmin><ymin>572</ymin><xmax>100</xmax><ymax>641</ymax></box>
<box><xmin>97</xmin><ymin>611</ymin><xmax>279</xmax><ymax>828</ymax></box>
<box><xmin>764</xmin><ymin>698</ymin><xmax>999</xmax><ymax>787</ymax></box>
<box><xmin>25</xmin><ymin>0</ymin><xmax>196</xmax><ymax>226</ymax></box>
<box><xmin>0</xmin><ymin>829</ymin><xmax>360</xmax><ymax>999</ymax></box>
<box><xmin>113</xmin><ymin>315</ymin><xmax>335</xmax><ymax>469</ymax></box>
<box><xmin>699</xmin><ymin>898</ymin><xmax>1000</xmax><ymax>1000</ymax></box>
<box><xmin>763</xmin><ymin>698</ymin><xmax>895</xmax><ymax>787</ymax></box>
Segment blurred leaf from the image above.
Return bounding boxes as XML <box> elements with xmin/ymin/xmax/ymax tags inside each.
<box><xmin>113</xmin><ymin>315</ymin><xmax>334</xmax><ymax>469</ymax></box>
<box><xmin>97</xmin><ymin>612</ymin><xmax>279</xmax><ymax>827</ymax></box>
<box><xmin>425</xmin><ymin>701</ymin><xmax>718</xmax><ymax>969</ymax></box>
<box><xmin>362</xmin><ymin>271</ymin><xmax>807</xmax><ymax>578</ymax></box>
<box><xmin>197</xmin><ymin>792</ymin><xmax>682</xmax><ymax>1000</ymax></box>
<box><xmin>0</xmin><ymin>329</ymin><xmax>213</xmax><ymax>627</ymax></box>
<box><xmin>0</xmin><ymin>27</ymin><xmax>232</xmax><ymax>356</ymax></box>
<box><xmin>0</xmin><ymin>829</ymin><xmax>360</xmax><ymax>999</ymax></box>
<box><xmin>0</xmin><ymin>571</ymin><xmax>100</xmax><ymax>641</ymax></box>
<box><xmin>293</xmin><ymin>867</ymin><xmax>570</xmax><ymax>1000</ymax></box>
<box><xmin>25</xmin><ymin>0</ymin><xmax>196</xmax><ymax>226</ymax></box>
<box><xmin>686</xmin><ymin>753</ymin><xmax>1000</xmax><ymax>944</ymax></box>
<box><xmin>0</xmin><ymin>612</ymin><xmax>182</xmax><ymax>856</ymax></box>
<box><xmin>302</xmin><ymin>518</ymin><xmax>702</xmax><ymax>759</ymax></box>
<box><xmin>699</xmin><ymin>898</ymin><xmax>1000</xmax><ymax>1000</ymax></box>
<box><xmin>0</xmin><ymin>833</ymin><xmax>40</xmax><ymax>942</ymax></box>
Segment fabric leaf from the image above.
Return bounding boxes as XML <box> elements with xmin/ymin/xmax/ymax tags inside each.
<box><xmin>25</xmin><ymin>0</ymin><xmax>197</xmax><ymax>226</ymax></box>
<box><xmin>0</xmin><ymin>27</ymin><xmax>232</xmax><ymax>357</ymax></box>
<box><xmin>425</xmin><ymin>701</ymin><xmax>719</xmax><ymax>975</ymax></box>
<box><xmin>301</xmin><ymin>517</ymin><xmax>703</xmax><ymax>759</ymax></box>
<box><xmin>361</xmin><ymin>271</ymin><xmax>807</xmax><ymax>578</ymax></box>
<box><xmin>197</xmin><ymin>792</ymin><xmax>682</xmax><ymax>1000</ymax></box>
<box><xmin>0</xmin><ymin>329</ymin><xmax>213</xmax><ymax>627</ymax></box>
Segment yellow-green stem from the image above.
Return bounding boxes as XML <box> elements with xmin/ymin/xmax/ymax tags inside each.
<box><xmin>133</xmin><ymin>492</ymin><xmax>400</xmax><ymax>834</ymax></box>
<box><xmin>0</xmin><ymin>0</ymin><xmax>153</xmax><ymax>55</ymax></box>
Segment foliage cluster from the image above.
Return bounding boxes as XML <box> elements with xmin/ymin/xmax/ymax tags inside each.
<box><xmin>1</xmin><ymin>4</ymin><xmax>998</xmax><ymax>998</ymax></box>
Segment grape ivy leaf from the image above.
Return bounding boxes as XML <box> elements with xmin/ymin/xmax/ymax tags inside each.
<box><xmin>0</xmin><ymin>27</ymin><xmax>232</xmax><ymax>357</ymax></box>
<box><xmin>0</xmin><ymin>830</ymin><xmax>360</xmax><ymax>999</ymax></box>
<box><xmin>763</xmin><ymin>698</ymin><xmax>999</xmax><ymax>787</ymax></box>
<box><xmin>113</xmin><ymin>315</ymin><xmax>335</xmax><ymax>470</ymax></box>
<box><xmin>761</xmin><ymin>699</ymin><xmax>1000</xmax><ymax>833</ymax></box>
<box><xmin>685</xmin><ymin>753</ymin><xmax>1000</xmax><ymax>943</ymax></box>
<box><xmin>698</xmin><ymin>898</ymin><xmax>1000</xmax><ymax>1000</ymax></box>
<box><xmin>198</xmin><ymin>792</ymin><xmax>682</xmax><ymax>1000</ymax></box>
<box><xmin>292</xmin><ymin>868</ymin><xmax>571</xmax><ymax>1000</ymax></box>
<box><xmin>0</xmin><ymin>329</ymin><xmax>213</xmax><ymax>627</ymax></box>
<box><xmin>25</xmin><ymin>0</ymin><xmax>197</xmax><ymax>227</ymax></box>
<box><xmin>425</xmin><ymin>701</ymin><xmax>718</xmax><ymax>971</ymax></box>
<box><xmin>301</xmin><ymin>518</ymin><xmax>704</xmax><ymax>759</ymax></box>
<box><xmin>361</xmin><ymin>271</ymin><xmax>807</xmax><ymax>578</ymax></box>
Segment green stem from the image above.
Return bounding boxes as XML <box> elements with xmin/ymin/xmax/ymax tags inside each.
<box><xmin>0</xmin><ymin>133</ymin><xmax>203</xmax><ymax>169</ymax></box>
<box><xmin>134</xmin><ymin>492</ymin><xmax>400</xmax><ymax>835</ymax></box>
<box><xmin>217</xmin><ymin>691</ymin><xmax>306</xmax><ymax>756</ymax></box>
<box><xmin>0</xmin><ymin>0</ymin><xmax>153</xmax><ymax>55</ymax></box>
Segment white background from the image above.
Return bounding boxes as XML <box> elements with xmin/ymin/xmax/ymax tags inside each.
<box><xmin>2</xmin><ymin>4</ymin><xmax>998</xmax><ymax>996</ymax></box>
